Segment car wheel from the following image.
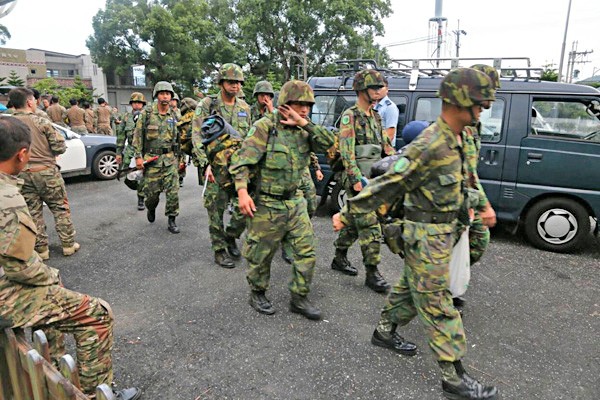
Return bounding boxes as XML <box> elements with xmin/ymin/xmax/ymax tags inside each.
<box><xmin>92</xmin><ymin>150</ymin><xmax>118</xmax><ymax>180</ymax></box>
<box><xmin>328</xmin><ymin>181</ymin><xmax>347</xmax><ymax>214</ymax></box>
<box><xmin>524</xmin><ymin>198</ymin><xmax>590</xmax><ymax>253</ymax></box>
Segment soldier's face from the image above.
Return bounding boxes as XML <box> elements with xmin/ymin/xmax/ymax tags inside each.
<box><xmin>131</xmin><ymin>101</ymin><xmax>144</xmax><ymax>111</ymax></box>
<box><xmin>257</xmin><ymin>93</ymin><xmax>272</xmax><ymax>105</ymax></box>
<box><xmin>156</xmin><ymin>91</ymin><xmax>172</xmax><ymax>106</ymax></box>
<box><xmin>222</xmin><ymin>80</ymin><xmax>242</xmax><ymax>97</ymax></box>
<box><xmin>288</xmin><ymin>101</ymin><xmax>312</xmax><ymax>118</ymax></box>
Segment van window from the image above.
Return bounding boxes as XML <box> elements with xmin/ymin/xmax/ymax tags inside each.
<box><xmin>311</xmin><ymin>94</ymin><xmax>356</xmax><ymax>128</ymax></box>
<box><xmin>415</xmin><ymin>97</ymin><xmax>441</xmax><ymax>123</ymax></box>
<box><xmin>531</xmin><ymin>99</ymin><xmax>600</xmax><ymax>141</ymax></box>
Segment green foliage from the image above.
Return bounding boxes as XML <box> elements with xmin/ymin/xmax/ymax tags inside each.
<box><xmin>32</xmin><ymin>77</ymin><xmax>94</xmax><ymax>108</ymax></box>
<box><xmin>0</xmin><ymin>24</ymin><xmax>10</xmax><ymax>45</ymax></box>
<box><xmin>541</xmin><ymin>68</ymin><xmax>558</xmax><ymax>82</ymax></box>
<box><xmin>7</xmin><ymin>70</ymin><xmax>24</xmax><ymax>86</ymax></box>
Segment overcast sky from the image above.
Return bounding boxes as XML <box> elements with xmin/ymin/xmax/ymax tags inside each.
<box><xmin>2</xmin><ymin>0</ymin><xmax>599</xmax><ymax>79</ymax></box>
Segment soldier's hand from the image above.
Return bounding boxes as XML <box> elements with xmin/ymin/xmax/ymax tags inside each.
<box><xmin>116</xmin><ymin>155</ymin><xmax>122</xmax><ymax>165</ymax></box>
<box><xmin>264</xmin><ymin>97</ymin><xmax>274</xmax><ymax>113</ymax></box>
<box><xmin>353</xmin><ymin>181</ymin><xmax>363</xmax><ymax>192</ymax></box>
<box><xmin>278</xmin><ymin>105</ymin><xmax>308</xmax><ymax>127</ymax></box>
<box><xmin>238</xmin><ymin>189</ymin><xmax>256</xmax><ymax>218</ymax></box>
<box><xmin>480</xmin><ymin>203</ymin><xmax>497</xmax><ymax>228</ymax></box>
<box><xmin>316</xmin><ymin>169</ymin><xmax>324</xmax><ymax>181</ymax></box>
<box><xmin>135</xmin><ymin>157</ymin><xmax>144</xmax><ymax>170</ymax></box>
<box><xmin>205</xmin><ymin>165</ymin><xmax>215</xmax><ymax>183</ymax></box>
<box><xmin>332</xmin><ymin>213</ymin><xmax>345</xmax><ymax>232</ymax></box>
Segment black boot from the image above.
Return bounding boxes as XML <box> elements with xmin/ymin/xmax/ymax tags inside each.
<box><xmin>289</xmin><ymin>293</ymin><xmax>321</xmax><ymax>320</ymax></box>
<box><xmin>249</xmin><ymin>290</ymin><xmax>275</xmax><ymax>315</ymax></box>
<box><xmin>214</xmin><ymin>250</ymin><xmax>234</xmax><ymax>268</ymax></box>
<box><xmin>281</xmin><ymin>248</ymin><xmax>293</xmax><ymax>264</ymax></box>
<box><xmin>167</xmin><ymin>216</ymin><xmax>180</xmax><ymax>234</ymax></box>
<box><xmin>441</xmin><ymin>361</ymin><xmax>498</xmax><ymax>400</ymax></box>
<box><xmin>226</xmin><ymin>236</ymin><xmax>241</xmax><ymax>259</ymax></box>
<box><xmin>365</xmin><ymin>266</ymin><xmax>390</xmax><ymax>293</ymax></box>
<box><xmin>179</xmin><ymin>176</ymin><xmax>184</xmax><ymax>187</ymax></box>
<box><xmin>137</xmin><ymin>196</ymin><xmax>145</xmax><ymax>211</ymax></box>
<box><xmin>331</xmin><ymin>248</ymin><xmax>357</xmax><ymax>276</ymax></box>
<box><xmin>147</xmin><ymin>207</ymin><xmax>155</xmax><ymax>223</ymax></box>
<box><xmin>371</xmin><ymin>326</ymin><xmax>417</xmax><ymax>356</ymax></box>
<box><xmin>114</xmin><ymin>387</ymin><xmax>142</xmax><ymax>400</ymax></box>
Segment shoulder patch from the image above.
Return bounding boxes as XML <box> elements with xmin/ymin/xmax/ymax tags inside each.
<box><xmin>341</xmin><ymin>115</ymin><xmax>350</xmax><ymax>125</ymax></box>
<box><xmin>247</xmin><ymin>126</ymin><xmax>256</xmax><ymax>137</ymax></box>
<box><xmin>393</xmin><ymin>157</ymin><xmax>410</xmax><ymax>174</ymax></box>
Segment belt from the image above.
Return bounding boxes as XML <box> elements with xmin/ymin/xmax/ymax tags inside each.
<box><xmin>404</xmin><ymin>209</ymin><xmax>458</xmax><ymax>224</ymax></box>
<box><xmin>24</xmin><ymin>165</ymin><xmax>52</xmax><ymax>173</ymax></box>
<box><xmin>147</xmin><ymin>147</ymin><xmax>174</xmax><ymax>155</ymax></box>
<box><xmin>259</xmin><ymin>191</ymin><xmax>295</xmax><ymax>201</ymax></box>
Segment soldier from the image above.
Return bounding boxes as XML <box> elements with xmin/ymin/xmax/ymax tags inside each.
<box><xmin>9</xmin><ymin>88</ymin><xmax>80</xmax><ymax>260</ymax></box>
<box><xmin>332</xmin><ymin>68</ymin><xmax>499</xmax><ymax>400</ymax></box>
<box><xmin>330</xmin><ymin>69</ymin><xmax>395</xmax><ymax>294</ymax></box>
<box><xmin>250</xmin><ymin>80</ymin><xmax>275</xmax><ymax>121</ymax></box>
<box><xmin>83</xmin><ymin>101</ymin><xmax>95</xmax><ymax>133</ymax></box>
<box><xmin>176</xmin><ymin>97</ymin><xmax>198</xmax><ymax>187</ymax></box>
<box><xmin>170</xmin><ymin>92</ymin><xmax>182</xmax><ymax>120</ymax></box>
<box><xmin>132</xmin><ymin>81</ymin><xmax>181</xmax><ymax>234</ymax></box>
<box><xmin>95</xmin><ymin>98</ymin><xmax>113</xmax><ymax>135</ymax></box>
<box><xmin>0</xmin><ymin>116</ymin><xmax>141</xmax><ymax>400</ymax></box>
<box><xmin>191</xmin><ymin>63</ymin><xmax>251</xmax><ymax>267</ymax></box>
<box><xmin>66</xmin><ymin>98</ymin><xmax>87</xmax><ymax>134</ymax></box>
<box><xmin>46</xmin><ymin>95</ymin><xmax>68</xmax><ymax>127</ymax></box>
<box><xmin>116</xmin><ymin>92</ymin><xmax>147</xmax><ymax>211</ymax></box>
<box><xmin>230</xmin><ymin>80</ymin><xmax>335</xmax><ymax>320</ymax></box>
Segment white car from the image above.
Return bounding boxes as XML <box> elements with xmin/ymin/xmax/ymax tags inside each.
<box><xmin>53</xmin><ymin>124</ymin><xmax>119</xmax><ymax>180</ymax></box>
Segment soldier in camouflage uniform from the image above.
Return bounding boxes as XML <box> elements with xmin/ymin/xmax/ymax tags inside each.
<box><xmin>0</xmin><ymin>116</ymin><xmax>141</xmax><ymax>400</ymax></box>
<box><xmin>9</xmin><ymin>88</ymin><xmax>80</xmax><ymax>260</ymax></box>
<box><xmin>230</xmin><ymin>80</ymin><xmax>335</xmax><ymax>320</ymax></box>
<box><xmin>46</xmin><ymin>95</ymin><xmax>68</xmax><ymax>127</ymax></box>
<box><xmin>116</xmin><ymin>92</ymin><xmax>147</xmax><ymax>211</ymax></box>
<box><xmin>133</xmin><ymin>81</ymin><xmax>181</xmax><ymax>234</ymax></box>
<box><xmin>170</xmin><ymin>92</ymin><xmax>182</xmax><ymax>120</ymax></box>
<box><xmin>191</xmin><ymin>63</ymin><xmax>252</xmax><ymax>267</ymax></box>
<box><xmin>333</xmin><ymin>68</ymin><xmax>498</xmax><ymax>400</ymax></box>
<box><xmin>66</xmin><ymin>98</ymin><xmax>88</xmax><ymax>134</ymax></box>
<box><xmin>330</xmin><ymin>69</ymin><xmax>395</xmax><ymax>293</ymax></box>
<box><xmin>176</xmin><ymin>97</ymin><xmax>197</xmax><ymax>187</ymax></box>
<box><xmin>95</xmin><ymin>98</ymin><xmax>114</xmax><ymax>136</ymax></box>
<box><xmin>250</xmin><ymin>80</ymin><xmax>275</xmax><ymax>121</ymax></box>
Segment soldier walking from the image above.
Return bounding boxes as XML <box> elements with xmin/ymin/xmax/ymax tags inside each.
<box><xmin>176</xmin><ymin>97</ymin><xmax>198</xmax><ymax>187</ymax></box>
<box><xmin>250</xmin><ymin>80</ymin><xmax>275</xmax><ymax>121</ymax></box>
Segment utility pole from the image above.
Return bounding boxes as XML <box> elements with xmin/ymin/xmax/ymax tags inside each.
<box><xmin>453</xmin><ymin>20</ymin><xmax>466</xmax><ymax>58</ymax></box>
<box><xmin>566</xmin><ymin>41</ymin><xmax>593</xmax><ymax>83</ymax></box>
<box><xmin>558</xmin><ymin>0</ymin><xmax>572</xmax><ymax>82</ymax></box>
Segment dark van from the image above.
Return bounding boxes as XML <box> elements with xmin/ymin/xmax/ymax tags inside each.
<box><xmin>308</xmin><ymin>58</ymin><xmax>600</xmax><ymax>253</ymax></box>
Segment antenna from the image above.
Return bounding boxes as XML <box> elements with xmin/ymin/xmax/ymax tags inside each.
<box><xmin>428</xmin><ymin>0</ymin><xmax>447</xmax><ymax>67</ymax></box>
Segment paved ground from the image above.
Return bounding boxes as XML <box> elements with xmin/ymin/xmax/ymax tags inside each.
<box><xmin>42</xmin><ymin>169</ymin><xmax>599</xmax><ymax>400</ymax></box>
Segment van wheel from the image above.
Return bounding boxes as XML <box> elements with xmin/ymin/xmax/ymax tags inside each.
<box><xmin>328</xmin><ymin>181</ymin><xmax>347</xmax><ymax>214</ymax></box>
<box><xmin>524</xmin><ymin>198</ymin><xmax>590</xmax><ymax>253</ymax></box>
<box><xmin>92</xmin><ymin>150</ymin><xmax>118</xmax><ymax>180</ymax></box>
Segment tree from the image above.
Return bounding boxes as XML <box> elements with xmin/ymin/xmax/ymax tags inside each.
<box><xmin>541</xmin><ymin>68</ymin><xmax>558</xmax><ymax>82</ymax></box>
<box><xmin>0</xmin><ymin>24</ymin><xmax>10</xmax><ymax>45</ymax></box>
<box><xmin>32</xmin><ymin>77</ymin><xmax>94</xmax><ymax>108</ymax></box>
<box><xmin>6</xmin><ymin>70</ymin><xmax>24</xmax><ymax>86</ymax></box>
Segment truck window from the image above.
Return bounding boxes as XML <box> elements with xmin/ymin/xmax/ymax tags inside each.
<box><xmin>311</xmin><ymin>94</ymin><xmax>356</xmax><ymax>128</ymax></box>
<box><xmin>531</xmin><ymin>99</ymin><xmax>600</xmax><ymax>141</ymax></box>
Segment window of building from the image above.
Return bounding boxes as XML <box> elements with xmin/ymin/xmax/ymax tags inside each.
<box><xmin>30</xmin><ymin>69</ymin><xmax>36</xmax><ymax>75</ymax></box>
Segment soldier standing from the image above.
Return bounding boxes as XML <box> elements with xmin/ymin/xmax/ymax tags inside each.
<box><xmin>46</xmin><ymin>95</ymin><xmax>68</xmax><ymax>127</ymax></box>
<box><xmin>82</xmin><ymin>101</ymin><xmax>95</xmax><ymax>133</ymax></box>
<box><xmin>191</xmin><ymin>63</ymin><xmax>251</xmax><ymax>267</ymax></box>
<box><xmin>250</xmin><ymin>80</ymin><xmax>275</xmax><ymax>121</ymax></box>
<box><xmin>132</xmin><ymin>81</ymin><xmax>181</xmax><ymax>234</ymax></box>
<box><xmin>330</xmin><ymin>69</ymin><xmax>395</xmax><ymax>293</ymax></box>
<box><xmin>176</xmin><ymin>97</ymin><xmax>198</xmax><ymax>187</ymax></box>
<box><xmin>333</xmin><ymin>68</ymin><xmax>499</xmax><ymax>400</ymax></box>
<box><xmin>0</xmin><ymin>116</ymin><xmax>141</xmax><ymax>400</ymax></box>
<box><xmin>66</xmin><ymin>98</ymin><xmax>87</xmax><ymax>134</ymax></box>
<box><xmin>170</xmin><ymin>93</ymin><xmax>182</xmax><ymax>120</ymax></box>
<box><xmin>9</xmin><ymin>88</ymin><xmax>80</xmax><ymax>260</ymax></box>
<box><xmin>95</xmin><ymin>98</ymin><xmax>113</xmax><ymax>135</ymax></box>
<box><xmin>116</xmin><ymin>92</ymin><xmax>147</xmax><ymax>211</ymax></box>
<box><xmin>230</xmin><ymin>80</ymin><xmax>335</xmax><ymax>319</ymax></box>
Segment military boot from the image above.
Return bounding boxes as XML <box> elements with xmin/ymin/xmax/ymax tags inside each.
<box><xmin>137</xmin><ymin>196</ymin><xmax>145</xmax><ymax>211</ymax></box>
<box><xmin>62</xmin><ymin>242</ymin><xmax>81</xmax><ymax>256</ymax></box>
<box><xmin>365</xmin><ymin>265</ymin><xmax>390</xmax><ymax>293</ymax></box>
<box><xmin>37</xmin><ymin>246</ymin><xmax>49</xmax><ymax>260</ymax></box>
<box><xmin>226</xmin><ymin>236</ymin><xmax>241</xmax><ymax>259</ymax></box>
<box><xmin>214</xmin><ymin>250</ymin><xmax>234</xmax><ymax>268</ymax></box>
<box><xmin>167</xmin><ymin>216</ymin><xmax>180</xmax><ymax>234</ymax></box>
<box><xmin>330</xmin><ymin>248</ymin><xmax>357</xmax><ymax>276</ymax></box>
<box><xmin>371</xmin><ymin>322</ymin><xmax>417</xmax><ymax>356</ymax></box>
<box><xmin>440</xmin><ymin>361</ymin><xmax>498</xmax><ymax>400</ymax></box>
<box><xmin>249</xmin><ymin>290</ymin><xmax>275</xmax><ymax>315</ymax></box>
<box><xmin>289</xmin><ymin>293</ymin><xmax>321</xmax><ymax>320</ymax></box>
<box><xmin>114</xmin><ymin>387</ymin><xmax>142</xmax><ymax>400</ymax></box>
<box><xmin>147</xmin><ymin>207</ymin><xmax>156</xmax><ymax>223</ymax></box>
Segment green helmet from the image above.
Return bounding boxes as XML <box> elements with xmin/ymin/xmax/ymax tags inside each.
<box><xmin>277</xmin><ymin>80</ymin><xmax>315</xmax><ymax>105</ymax></box>
<box><xmin>352</xmin><ymin>69</ymin><xmax>385</xmax><ymax>91</ymax></box>
<box><xmin>470</xmin><ymin>64</ymin><xmax>501</xmax><ymax>89</ymax></box>
<box><xmin>217</xmin><ymin>63</ymin><xmax>244</xmax><ymax>83</ymax></box>
<box><xmin>153</xmin><ymin>81</ymin><xmax>175</xmax><ymax>98</ymax></box>
<box><xmin>172</xmin><ymin>93</ymin><xmax>180</xmax><ymax>102</ymax></box>
<box><xmin>253</xmin><ymin>80</ymin><xmax>275</xmax><ymax>97</ymax></box>
<box><xmin>437</xmin><ymin>68</ymin><xmax>496</xmax><ymax>108</ymax></box>
<box><xmin>180</xmin><ymin>97</ymin><xmax>198</xmax><ymax>114</ymax></box>
<box><xmin>129</xmin><ymin>92</ymin><xmax>146</xmax><ymax>105</ymax></box>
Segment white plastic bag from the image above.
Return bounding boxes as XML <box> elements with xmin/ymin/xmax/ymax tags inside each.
<box><xmin>449</xmin><ymin>228</ymin><xmax>470</xmax><ymax>297</ymax></box>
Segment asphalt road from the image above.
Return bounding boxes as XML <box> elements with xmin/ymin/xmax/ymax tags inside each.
<box><xmin>42</xmin><ymin>168</ymin><xmax>599</xmax><ymax>400</ymax></box>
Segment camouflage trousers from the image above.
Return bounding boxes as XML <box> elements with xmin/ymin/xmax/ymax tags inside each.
<box><xmin>0</xmin><ymin>284</ymin><xmax>114</xmax><ymax>395</ymax></box>
<box><xmin>243</xmin><ymin>196</ymin><xmax>316</xmax><ymax>296</ymax></box>
<box><xmin>144</xmin><ymin>162</ymin><xmax>179</xmax><ymax>216</ymax></box>
<box><xmin>379</xmin><ymin>221</ymin><xmax>466</xmax><ymax>362</ymax></box>
<box><xmin>18</xmin><ymin>166</ymin><xmax>76</xmax><ymax>251</ymax></box>
<box><xmin>122</xmin><ymin>146</ymin><xmax>144</xmax><ymax>197</ymax></box>
<box><xmin>468</xmin><ymin>211</ymin><xmax>490</xmax><ymax>265</ymax></box>
<box><xmin>96</xmin><ymin>124</ymin><xmax>113</xmax><ymax>136</ymax></box>
<box><xmin>203</xmin><ymin>180</ymin><xmax>246</xmax><ymax>253</ymax></box>
<box><xmin>70</xmin><ymin>125</ymin><xmax>88</xmax><ymax>134</ymax></box>
<box><xmin>282</xmin><ymin>170</ymin><xmax>317</xmax><ymax>259</ymax></box>
<box><xmin>334</xmin><ymin>201</ymin><xmax>382</xmax><ymax>267</ymax></box>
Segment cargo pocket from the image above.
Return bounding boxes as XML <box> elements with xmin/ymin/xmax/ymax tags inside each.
<box><xmin>6</xmin><ymin>211</ymin><xmax>37</xmax><ymax>261</ymax></box>
<box><xmin>146</xmin><ymin>125</ymin><xmax>160</xmax><ymax>140</ymax></box>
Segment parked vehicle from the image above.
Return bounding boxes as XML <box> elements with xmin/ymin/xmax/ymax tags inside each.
<box><xmin>308</xmin><ymin>58</ymin><xmax>600</xmax><ymax>253</ymax></box>
<box><xmin>54</xmin><ymin>124</ymin><xmax>118</xmax><ymax>180</ymax></box>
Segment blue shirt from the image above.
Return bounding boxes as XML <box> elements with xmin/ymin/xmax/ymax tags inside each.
<box><xmin>374</xmin><ymin>96</ymin><xmax>399</xmax><ymax>147</ymax></box>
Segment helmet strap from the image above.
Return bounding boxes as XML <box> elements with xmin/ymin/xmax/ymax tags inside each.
<box><xmin>468</xmin><ymin>106</ymin><xmax>478</xmax><ymax>126</ymax></box>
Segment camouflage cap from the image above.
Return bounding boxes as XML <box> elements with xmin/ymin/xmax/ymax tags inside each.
<box><xmin>470</xmin><ymin>64</ymin><xmax>501</xmax><ymax>89</ymax></box>
<box><xmin>278</xmin><ymin>80</ymin><xmax>315</xmax><ymax>105</ymax></box>
<box><xmin>180</xmin><ymin>97</ymin><xmax>198</xmax><ymax>114</ymax></box>
<box><xmin>153</xmin><ymin>81</ymin><xmax>175</xmax><ymax>98</ymax></box>
<box><xmin>253</xmin><ymin>80</ymin><xmax>275</xmax><ymax>97</ymax></box>
<box><xmin>129</xmin><ymin>92</ymin><xmax>147</xmax><ymax>105</ymax></box>
<box><xmin>217</xmin><ymin>63</ymin><xmax>244</xmax><ymax>83</ymax></box>
<box><xmin>352</xmin><ymin>69</ymin><xmax>386</xmax><ymax>91</ymax></box>
<box><xmin>437</xmin><ymin>68</ymin><xmax>496</xmax><ymax>108</ymax></box>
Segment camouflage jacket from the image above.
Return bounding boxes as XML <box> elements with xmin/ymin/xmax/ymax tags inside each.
<box><xmin>46</xmin><ymin>103</ymin><xmax>68</xmax><ymax>127</ymax></box>
<box><xmin>229</xmin><ymin>116</ymin><xmax>335</xmax><ymax>200</ymax></box>
<box><xmin>250</xmin><ymin>103</ymin><xmax>272</xmax><ymax>122</ymax></box>
<box><xmin>464</xmin><ymin>124</ymin><xmax>489</xmax><ymax>211</ymax></box>
<box><xmin>0</xmin><ymin>172</ymin><xmax>60</xmax><ymax>289</ymax></box>
<box><xmin>340</xmin><ymin>116</ymin><xmax>467</xmax><ymax>226</ymax></box>
<box><xmin>132</xmin><ymin>103</ymin><xmax>178</xmax><ymax>167</ymax></box>
<box><xmin>339</xmin><ymin>104</ymin><xmax>395</xmax><ymax>186</ymax></box>
<box><xmin>116</xmin><ymin>110</ymin><xmax>141</xmax><ymax>155</ymax></box>
<box><xmin>12</xmin><ymin>111</ymin><xmax>66</xmax><ymax>167</ymax></box>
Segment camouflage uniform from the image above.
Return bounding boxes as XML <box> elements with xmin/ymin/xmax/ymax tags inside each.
<box><xmin>132</xmin><ymin>102</ymin><xmax>180</xmax><ymax>217</ymax></box>
<box><xmin>95</xmin><ymin>104</ymin><xmax>113</xmax><ymax>135</ymax></box>
<box><xmin>0</xmin><ymin>172</ymin><xmax>114</xmax><ymax>396</ymax></box>
<box><xmin>117</xmin><ymin>105</ymin><xmax>145</xmax><ymax>200</ymax></box>
<box><xmin>46</xmin><ymin>103</ymin><xmax>68</xmax><ymax>127</ymax></box>
<box><xmin>229</xmin><ymin>83</ymin><xmax>335</xmax><ymax>298</ymax></box>
<box><xmin>66</xmin><ymin>104</ymin><xmax>87</xmax><ymax>134</ymax></box>
<box><xmin>12</xmin><ymin>111</ymin><xmax>77</xmax><ymax>252</ymax></box>
<box><xmin>176</xmin><ymin>97</ymin><xmax>198</xmax><ymax>182</ymax></box>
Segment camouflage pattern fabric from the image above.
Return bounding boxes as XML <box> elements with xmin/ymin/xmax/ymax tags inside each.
<box><xmin>437</xmin><ymin>68</ymin><xmax>496</xmax><ymax>107</ymax></box>
<box><xmin>46</xmin><ymin>103</ymin><xmax>68</xmax><ymax>127</ymax></box>
<box><xmin>132</xmin><ymin>103</ymin><xmax>180</xmax><ymax>216</ymax></box>
<box><xmin>341</xmin><ymin>116</ymin><xmax>469</xmax><ymax>362</ymax></box>
<box><xmin>230</xmin><ymin>112</ymin><xmax>334</xmax><ymax>295</ymax></box>
<box><xmin>117</xmin><ymin>110</ymin><xmax>145</xmax><ymax>197</ymax></box>
<box><xmin>352</xmin><ymin>69</ymin><xmax>385</xmax><ymax>91</ymax></box>
<box><xmin>250</xmin><ymin>103</ymin><xmax>270</xmax><ymax>122</ymax></box>
<box><xmin>177</xmin><ymin>109</ymin><xmax>196</xmax><ymax>179</ymax></box>
<box><xmin>470</xmin><ymin>64</ymin><xmax>501</xmax><ymax>89</ymax></box>
<box><xmin>0</xmin><ymin>172</ymin><xmax>114</xmax><ymax>395</ymax></box>
<box><xmin>217</xmin><ymin>63</ymin><xmax>244</xmax><ymax>82</ymax></box>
